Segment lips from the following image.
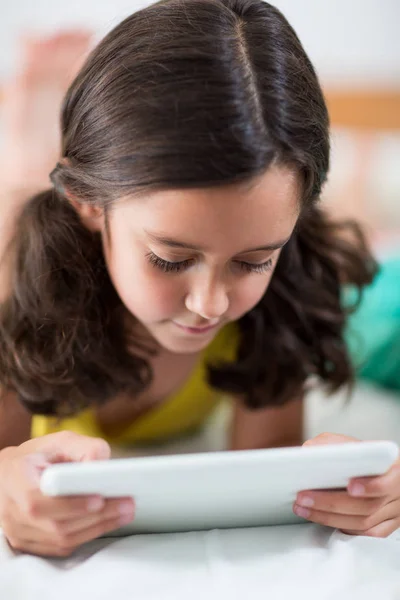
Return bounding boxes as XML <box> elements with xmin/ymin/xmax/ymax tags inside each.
<box><xmin>173</xmin><ymin>321</ymin><xmax>219</xmax><ymax>335</ymax></box>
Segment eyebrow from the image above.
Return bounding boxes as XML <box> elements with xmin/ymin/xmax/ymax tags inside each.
<box><xmin>145</xmin><ymin>230</ymin><xmax>291</xmax><ymax>253</ymax></box>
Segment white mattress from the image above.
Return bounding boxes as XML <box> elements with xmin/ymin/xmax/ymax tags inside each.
<box><xmin>1</xmin><ymin>382</ymin><xmax>400</xmax><ymax>599</ymax></box>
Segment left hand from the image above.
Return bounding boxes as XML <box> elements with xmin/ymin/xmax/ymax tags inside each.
<box><xmin>293</xmin><ymin>433</ymin><xmax>400</xmax><ymax>537</ymax></box>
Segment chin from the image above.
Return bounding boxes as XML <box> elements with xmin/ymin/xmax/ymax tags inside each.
<box><xmin>151</xmin><ymin>329</ymin><xmax>217</xmax><ymax>355</ymax></box>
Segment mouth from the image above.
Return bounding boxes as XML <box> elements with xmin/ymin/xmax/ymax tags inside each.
<box><xmin>172</xmin><ymin>321</ymin><xmax>220</xmax><ymax>335</ymax></box>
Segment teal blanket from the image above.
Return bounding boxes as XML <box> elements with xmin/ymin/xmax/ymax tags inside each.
<box><xmin>345</xmin><ymin>258</ymin><xmax>400</xmax><ymax>392</ymax></box>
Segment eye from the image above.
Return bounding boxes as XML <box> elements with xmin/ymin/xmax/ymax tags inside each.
<box><xmin>235</xmin><ymin>259</ymin><xmax>273</xmax><ymax>274</ymax></box>
<box><xmin>147</xmin><ymin>252</ymin><xmax>194</xmax><ymax>273</ymax></box>
<box><xmin>147</xmin><ymin>252</ymin><xmax>273</xmax><ymax>275</ymax></box>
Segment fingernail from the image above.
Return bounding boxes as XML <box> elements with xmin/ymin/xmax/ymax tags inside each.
<box><xmin>120</xmin><ymin>512</ymin><xmax>134</xmax><ymax>525</ymax></box>
<box><xmin>297</xmin><ymin>496</ymin><xmax>314</xmax><ymax>508</ymax></box>
<box><xmin>119</xmin><ymin>500</ymin><xmax>135</xmax><ymax>516</ymax></box>
<box><xmin>87</xmin><ymin>497</ymin><xmax>105</xmax><ymax>512</ymax></box>
<box><xmin>294</xmin><ymin>504</ymin><xmax>310</xmax><ymax>519</ymax></box>
<box><xmin>349</xmin><ymin>483</ymin><xmax>365</xmax><ymax>496</ymax></box>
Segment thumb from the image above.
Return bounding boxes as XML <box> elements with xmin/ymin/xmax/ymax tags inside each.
<box><xmin>26</xmin><ymin>431</ymin><xmax>111</xmax><ymax>464</ymax></box>
<box><xmin>0</xmin><ymin>435</ymin><xmax>111</xmax><ymax>503</ymax></box>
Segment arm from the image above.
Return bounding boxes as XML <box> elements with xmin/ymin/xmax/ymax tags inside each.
<box><xmin>229</xmin><ymin>395</ymin><xmax>304</xmax><ymax>450</ymax></box>
<box><xmin>0</xmin><ymin>188</ymin><xmax>33</xmax><ymax>449</ymax></box>
<box><xmin>0</xmin><ymin>187</ymin><xmax>36</xmax><ymax>448</ymax></box>
<box><xmin>0</xmin><ymin>389</ymin><xmax>32</xmax><ymax>451</ymax></box>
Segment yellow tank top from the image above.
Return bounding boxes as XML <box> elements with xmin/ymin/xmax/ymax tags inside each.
<box><xmin>31</xmin><ymin>324</ymin><xmax>238</xmax><ymax>446</ymax></box>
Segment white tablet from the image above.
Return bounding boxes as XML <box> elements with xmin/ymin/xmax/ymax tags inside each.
<box><xmin>40</xmin><ymin>441</ymin><xmax>398</xmax><ymax>536</ymax></box>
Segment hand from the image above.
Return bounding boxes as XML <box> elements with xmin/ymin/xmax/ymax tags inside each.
<box><xmin>293</xmin><ymin>433</ymin><xmax>400</xmax><ymax>537</ymax></box>
<box><xmin>0</xmin><ymin>431</ymin><xmax>135</xmax><ymax>557</ymax></box>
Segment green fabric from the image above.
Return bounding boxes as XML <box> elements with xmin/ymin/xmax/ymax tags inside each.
<box><xmin>345</xmin><ymin>258</ymin><xmax>400</xmax><ymax>392</ymax></box>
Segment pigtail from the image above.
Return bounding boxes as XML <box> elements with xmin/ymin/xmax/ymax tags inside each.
<box><xmin>0</xmin><ymin>190</ymin><xmax>151</xmax><ymax>415</ymax></box>
<box><xmin>208</xmin><ymin>206</ymin><xmax>377</xmax><ymax>408</ymax></box>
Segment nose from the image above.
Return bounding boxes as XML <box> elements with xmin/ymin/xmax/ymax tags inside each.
<box><xmin>185</xmin><ymin>276</ymin><xmax>229</xmax><ymax>321</ymax></box>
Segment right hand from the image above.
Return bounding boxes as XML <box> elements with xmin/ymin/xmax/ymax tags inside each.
<box><xmin>0</xmin><ymin>431</ymin><xmax>135</xmax><ymax>557</ymax></box>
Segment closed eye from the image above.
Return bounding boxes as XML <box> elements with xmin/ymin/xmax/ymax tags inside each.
<box><xmin>146</xmin><ymin>253</ymin><xmax>193</xmax><ymax>273</ymax></box>
<box><xmin>235</xmin><ymin>259</ymin><xmax>273</xmax><ymax>274</ymax></box>
<box><xmin>146</xmin><ymin>252</ymin><xmax>274</xmax><ymax>275</ymax></box>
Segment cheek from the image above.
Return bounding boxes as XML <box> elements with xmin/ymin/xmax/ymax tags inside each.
<box><xmin>231</xmin><ymin>272</ymin><xmax>273</xmax><ymax>319</ymax></box>
<box><xmin>108</xmin><ymin>249</ymin><xmax>184</xmax><ymax>321</ymax></box>
<box><xmin>232</xmin><ymin>251</ymin><xmax>280</xmax><ymax>318</ymax></box>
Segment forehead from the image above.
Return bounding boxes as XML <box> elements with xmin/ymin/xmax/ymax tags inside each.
<box><xmin>114</xmin><ymin>165</ymin><xmax>300</xmax><ymax>249</ymax></box>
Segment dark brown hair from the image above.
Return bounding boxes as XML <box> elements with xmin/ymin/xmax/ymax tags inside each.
<box><xmin>0</xmin><ymin>0</ymin><xmax>376</xmax><ymax>415</ymax></box>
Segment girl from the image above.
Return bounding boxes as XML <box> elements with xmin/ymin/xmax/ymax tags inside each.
<box><xmin>0</xmin><ymin>0</ymin><xmax>399</xmax><ymax>558</ymax></box>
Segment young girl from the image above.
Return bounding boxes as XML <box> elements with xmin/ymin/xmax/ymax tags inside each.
<box><xmin>0</xmin><ymin>0</ymin><xmax>399</xmax><ymax>558</ymax></box>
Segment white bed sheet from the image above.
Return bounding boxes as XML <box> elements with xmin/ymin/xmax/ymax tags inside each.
<box><xmin>1</xmin><ymin>383</ymin><xmax>400</xmax><ymax>599</ymax></box>
<box><xmin>0</xmin><ymin>525</ymin><xmax>399</xmax><ymax>600</ymax></box>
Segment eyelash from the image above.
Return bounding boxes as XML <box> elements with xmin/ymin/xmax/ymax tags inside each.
<box><xmin>146</xmin><ymin>252</ymin><xmax>273</xmax><ymax>275</ymax></box>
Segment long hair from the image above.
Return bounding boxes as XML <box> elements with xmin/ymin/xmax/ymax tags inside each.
<box><xmin>0</xmin><ymin>0</ymin><xmax>376</xmax><ymax>415</ymax></box>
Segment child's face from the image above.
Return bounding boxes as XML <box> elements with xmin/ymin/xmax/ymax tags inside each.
<box><xmin>101</xmin><ymin>165</ymin><xmax>300</xmax><ymax>354</ymax></box>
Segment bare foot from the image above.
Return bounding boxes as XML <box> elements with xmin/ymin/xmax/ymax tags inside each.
<box><xmin>0</xmin><ymin>30</ymin><xmax>92</xmax><ymax>193</ymax></box>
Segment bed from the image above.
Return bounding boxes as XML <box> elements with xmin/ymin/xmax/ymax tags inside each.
<box><xmin>1</xmin><ymin>382</ymin><xmax>400</xmax><ymax>599</ymax></box>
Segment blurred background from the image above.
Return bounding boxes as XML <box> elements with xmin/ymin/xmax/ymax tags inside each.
<box><xmin>0</xmin><ymin>0</ymin><xmax>399</xmax><ymax>249</ymax></box>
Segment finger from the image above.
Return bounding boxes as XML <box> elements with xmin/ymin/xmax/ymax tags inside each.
<box><xmin>7</xmin><ymin>435</ymin><xmax>111</xmax><ymax>500</ymax></box>
<box><xmin>6</xmin><ymin>535</ymin><xmax>66</xmax><ymax>558</ymax></box>
<box><xmin>296</xmin><ymin>490</ymin><xmax>384</xmax><ymax>516</ymax></box>
<box><xmin>342</xmin><ymin>516</ymin><xmax>400</xmax><ymax>538</ymax></box>
<box><xmin>44</xmin><ymin>498</ymin><xmax>135</xmax><ymax>536</ymax></box>
<box><xmin>57</xmin><ymin>511</ymin><xmax>134</xmax><ymax>551</ymax></box>
<box><xmin>303</xmin><ymin>433</ymin><xmax>359</xmax><ymax>447</ymax></box>
<box><xmin>348</xmin><ymin>462</ymin><xmax>400</xmax><ymax>498</ymax></box>
<box><xmin>4</xmin><ymin>499</ymin><xmax>134</xmax><ymax>557</ymax></box>
<box><xmin>1</xmin><ymin>504</ymin><xmax>59</xmax><ymax>556</ymax></box>
<box><xmin>22</xmin><ymin>431</ymin><xmax>111</xmax><ymax>463</ymax></box>
<box><xmin>293</xmin><ymin>505</ymin><xmax>374</xmax><ymax>531</ymax></box>
<box><xmin>42</xmin><ymin>432</ymin><xmax>111</xmax><ymax>463</ymax></box>
<box><xmin>5</xmin><ymin>455</ymin><xmax>107</xmax><ymax>516</ymax></box>
<box><xmin>5</xmin><ymin>523</ymin><xmax>80</xmax><ymax>558</ymax></box>
<box><xmin>17</xmin><ymin>488</ymin><xmax>134</xmax><ymax>521</ymax></box>
<box><xmin>18</xmin><ymin>489</ymin><xmax>107</xmax><ymax>520</ymax></box>
<box><xmin>293</xmin><ymin>497</ymin><xmax>400</xmax><ymax>533</ymax></box>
